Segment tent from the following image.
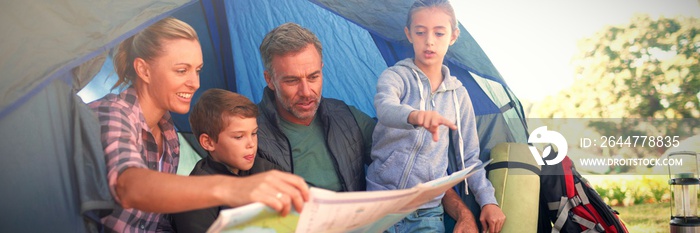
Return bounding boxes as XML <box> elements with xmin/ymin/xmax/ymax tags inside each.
<box><xmin>0</xmin><ymin>0</ymin><xmax>528</xmax><ymax>232</ymax></box>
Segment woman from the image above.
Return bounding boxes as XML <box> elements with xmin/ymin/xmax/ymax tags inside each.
<box><xmin>90</xmin><ymin>17</ymin><xmax>308</xmax><ymax>232</ymax></box>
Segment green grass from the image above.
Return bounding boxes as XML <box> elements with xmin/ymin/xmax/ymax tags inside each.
<box><xmin>614</xmin><ymin>202</ymin><xmax>670</xmax><ymax>233</ymax></box>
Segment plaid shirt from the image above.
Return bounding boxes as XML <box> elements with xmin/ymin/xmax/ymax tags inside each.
<box><xmin>90</xmin><ymin>87</ymin><xmax>180</xmax><ymax>232</ymax></box>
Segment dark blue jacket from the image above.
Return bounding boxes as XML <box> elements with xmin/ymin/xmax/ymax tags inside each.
<box><xmin>252</xmin><ymin>87</ymin><xmax>370</xmax><ymax>191</ymax></box>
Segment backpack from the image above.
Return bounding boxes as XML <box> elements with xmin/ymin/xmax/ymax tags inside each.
<box><xmin>539</xmin><ymin>156</ymin><xmax>628</xmax><ymax>233</ymax></box>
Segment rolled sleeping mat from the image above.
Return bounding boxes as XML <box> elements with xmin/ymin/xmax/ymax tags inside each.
<box><xmin>486</xmin><ymin>142</ymin><xmax>541</xmax><ymax>233</ymax></box>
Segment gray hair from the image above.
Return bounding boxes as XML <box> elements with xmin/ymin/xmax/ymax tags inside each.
<box><xmin>259</xmin><ymin>22</ymin><xmax>322</xmax><ymax>74</ymax></box>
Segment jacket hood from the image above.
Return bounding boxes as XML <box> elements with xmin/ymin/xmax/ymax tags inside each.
<box><xmin>395</xmin><ymin>58</ymin><xmax>463</xmax><ymax>91</ymax></box>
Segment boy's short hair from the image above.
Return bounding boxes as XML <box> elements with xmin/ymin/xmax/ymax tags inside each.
<box><xmin>189</xmin><ymin>88</ymin><xmax>258</xmax><ymax>143</ymax></box>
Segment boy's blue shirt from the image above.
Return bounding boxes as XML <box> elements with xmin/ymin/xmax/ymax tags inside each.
<box><xmin>367</xmin><ymin>58</ymin><xmax>496</xmax><ymax>209</ymax></box>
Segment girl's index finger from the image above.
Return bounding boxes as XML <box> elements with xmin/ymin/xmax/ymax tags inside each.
<box><xmin>442</xmin><ymin>119</ymin><xmax>457</xmax><ymax>130</ymax></box>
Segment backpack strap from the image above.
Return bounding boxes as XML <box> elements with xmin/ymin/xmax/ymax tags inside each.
<box><xmin>551</xmin><ymin>190</ymin><xmax>604</xmax><ymax>233</ymax></box>
<box><xmin>547</xmin><ymin>201</ymin><xmax>560</xmax><ymax>212</ymax></box>
<box><xmin>485</xmin><ymin>161</ymin><xmax>541</xmax><ymax>175</ymax></box>
<box><xmin>549</xmin><ymin>195</ymin><xmax>583</xmax><ymax>215</ymax></box>
<box><xmin>551</xmin><ymin>195</ymin><xmax>589</xmax><ymax>233</ymax></box>
<box><xmin>575</xmin><ymin>182</ymin><xmax>590</xmax><ymax>205</ymax></box>
<box><xmin>552</xmin><ymin>196</ymin><xmax>574</xmax><ymax>233</ymax></box>
<box><xmin>572</xmin><ymin>215</ymin><xmax>605</xmax><ymax>233</ymax></box>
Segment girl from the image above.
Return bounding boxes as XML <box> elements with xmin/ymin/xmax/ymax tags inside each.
<box><xmin>366</xmin><ymin>0</ymin><xmax>505</xmax><ymax>232</ymax></box>
<box><xmin>90</xmin><ymin>17</ymin><xmax>308</xmax><ymax>232</ymax></box>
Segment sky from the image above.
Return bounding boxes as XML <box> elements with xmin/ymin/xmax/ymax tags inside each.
<box><xmin>452</xmin><ymin>0</ymin><xmax>700</xmax><ymax>102</ymax></box>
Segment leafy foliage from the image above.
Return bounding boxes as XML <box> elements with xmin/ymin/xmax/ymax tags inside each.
<box><xmin>530</xmin><ymin>14</ymin><xmax>700</xmax><ymax>159</ymax></box>
<box><xmin>589</xmin><ymin>176</ymin><xmax>672</xmax><ymax>233</ymax></box>
<box><xmin>589</xmin><ymin>175</ymin><xmax>671</xmax><ymax>206</ymax></box>
<box><xmin>531</xmin><ymin>14</ymin><xmax>700</xmax><ymax>119</ymax></box>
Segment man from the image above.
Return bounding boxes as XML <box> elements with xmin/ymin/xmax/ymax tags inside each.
<box><xmin>253</xmin><ymin>22</ymin><xmax>479</xmax><ymax>232</ymax></box>
<box><xmin>253</xmin><ymin>22</ymin><xmax>373</xmax><ymax>192</ymax></box>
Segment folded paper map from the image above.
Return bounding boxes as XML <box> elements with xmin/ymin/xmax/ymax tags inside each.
<box><xmin>207</xmin><ymin>160</ymin><xmax>490</xmax><ymax>233</ymax></box>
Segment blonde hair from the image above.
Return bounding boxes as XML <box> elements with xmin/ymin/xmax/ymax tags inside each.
<box><xmin>112</xmin><ymin>17</ymin><xmax>199</xmax><ymax>89</ymax></box>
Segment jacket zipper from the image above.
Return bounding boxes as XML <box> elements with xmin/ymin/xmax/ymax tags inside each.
<box><xmin>324</xmin><ymin>118</ymin><xmax>347</xmax><ymax>191</ymax></box>
<box><xmin>398</xmin><ymin>79</ymin><xmax>434</xmax><ymax>189</ymax></box>
<box><xmin>283</xmin><ymin>132</ymin><xmax>294</xmax><ymax>174</ymax></box>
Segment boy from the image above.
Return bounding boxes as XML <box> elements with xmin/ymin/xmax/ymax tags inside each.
<box><xmin>171</xmin><ymin>88</ymin><xmax>281</xmax><ymax>233</ymax></box>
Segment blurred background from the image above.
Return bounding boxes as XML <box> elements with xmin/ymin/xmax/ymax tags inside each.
<box><xmin>453</xmin><ymin>1</ymin><xmax>700</xmax><ymax>232</ymax></box>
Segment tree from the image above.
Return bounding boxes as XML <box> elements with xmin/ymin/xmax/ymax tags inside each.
<box><xmin>530</xmin><ymin>14</ymin><xmax>700</xmax><ymax>159</ymax></box>
<box><xmin>532</xmin><ymin>14</ymin><xmax>699</xmax><ymax>119</ymax></box>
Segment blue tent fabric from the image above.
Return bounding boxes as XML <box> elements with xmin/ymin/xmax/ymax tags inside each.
<box><xmin>2</xmin><ymin>0</ymin><xmax>530</xmax><ymax>231</ymax></box>
<box><xmin>200</xmin><ymin>0</ymin><xmax>238</xmax><ymax>92</ymax></box>
<box><xmin>159</xmin><ymin>0</ymin><xmax>527</xmax><ymax>134</ymax></box>
<box><xmin>169</xmin><ymin>3</ymin><xmax>229</xmax><ymax>132</ymax></box>
<box><xmin>225</xmin><ymin>0</ymin><xmax>386</xmax><ymax>118</ymax></box>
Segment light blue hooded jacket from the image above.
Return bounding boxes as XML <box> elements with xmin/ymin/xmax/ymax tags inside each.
<box><xmin>366</xmin><ymin>58</ymin><xmax>497</xmax><ymax>209</ymax></box>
